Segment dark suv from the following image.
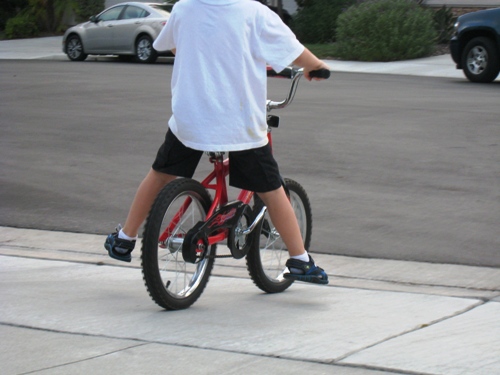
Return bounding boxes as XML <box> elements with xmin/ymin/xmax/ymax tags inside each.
<box><xmin>450</xmin><ymin>8</ymin><xmax>500</xmax><ymax>83</ymax></box>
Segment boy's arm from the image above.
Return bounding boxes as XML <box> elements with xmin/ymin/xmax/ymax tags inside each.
<box><xmin>293</xmin><ymin>48</ymin><xmax>330</xmax><ymax>81</ymax></box>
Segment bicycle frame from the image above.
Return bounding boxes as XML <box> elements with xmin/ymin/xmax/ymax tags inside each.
<box><xmin>142</xmin><ymin>67</ymin><xmax>330</xmax><ymax>309</ymax></box>
<box><xmin>158</xmin><ymin>68</ymin><xmax>307</xmax><ymax>250</ymax></box>
<box><xmin>197</xmin><ymin>152</ymin><xmax>255</xmax><ymax>246</ymax></box>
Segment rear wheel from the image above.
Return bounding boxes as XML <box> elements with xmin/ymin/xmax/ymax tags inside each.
<box><xmin>135</xmin><ymin>35</ymin><xmax>157</xmax><ymax>63</ymax></box>
<box><xmin>65</xmin><ymin>35</ymin><xmax>88</xmax><ymax>61</ymax></box>
<box><xmin>462</xmin><ymin>37</ymin><xmax>500</xmax><ymax>83</ymax></box>
<box><xmin>142</xmin><ymin>178</ymin><xmax>214</xmax><ymax>310</ymax></box>
<box><xmin>246</xmin><ymin>178</ymin><xmax>312</xmax><ymax>293</ymax></box>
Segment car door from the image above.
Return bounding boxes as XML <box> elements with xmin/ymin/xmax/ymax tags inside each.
<box><xmin>112</xmin><ymin>5</ymin><xmax>149</xmax><ymax>53</ymax></box>
<box><xmin>84</xmin><ymin>5</ymin><xmax>125</xmax><ymax>53</ymax></box>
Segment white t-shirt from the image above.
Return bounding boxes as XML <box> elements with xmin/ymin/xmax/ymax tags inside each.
<box><xmin>153</xmin><ymin>0</ymin><xmax>304</xmax><ymax>151</ymax></box>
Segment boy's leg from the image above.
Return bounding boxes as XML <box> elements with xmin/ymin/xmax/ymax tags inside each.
<box><xmin>122</xmin><ymin>168</ymin><xmax>176</xmax><ymax>238</ymax></box>
<box><xmin>230</xmin><ymin>146</ymin><xmax>328</xmax><ymax>284</ymax></box>
<box><xmin>257</xmin><ymin>187</ymin><xmax>305</xmax><ymax>257</ymax></box>
<box><xmin>105</xmin><ymin>169</ymin><xmax>176</xmax><ymax>262</ymax></box>
<box><xmin>257</xmin><ymin>187</ymin><xmax>328</xmax><ymax>285</ymax></box>
<box><xmin>105</xmin><ymin>130</ymin><xmax>203</xmax><ymax>262</ymax></box>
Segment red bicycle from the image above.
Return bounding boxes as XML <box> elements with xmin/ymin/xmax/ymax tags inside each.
<box><xmin>141</xmin><ymin>67</ymin><xmax>330</xmax><ymax>310</ymax></box>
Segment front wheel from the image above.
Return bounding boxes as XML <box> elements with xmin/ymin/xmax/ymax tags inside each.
<box><xmin>462</xmin><ymin>37</ymin><xmax>500</xmax><ymax>83</ymax></box>
<box><xmin>135</xmin><ymin>35</ymin><xmax>158</xmax><ymax>63</ymax></box>
<box><xmin>142</xmin><ymin>178</ymin><xmax>215</xmax><ymax>310</ymax></box>
<box><xmin>65</xmin><ymin>35</ymin><xmax>88</xmax><ymax>61</ymax></box>
<box><xmin>246</xmin><ymin>178</ymin><xmax>312</xmax><ymax>293</ymax></box>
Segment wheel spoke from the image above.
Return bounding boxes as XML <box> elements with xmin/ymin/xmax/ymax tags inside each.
<box><xmin>137</xmin><ymin>38</ymin><xmax>153</xmax><ymax>61</ymax></box>
<box><xmin>247</xmin><ymin>178</ymin><xmax>312</xmax><ymax>293</ymax></box>
<box><xmin>142</xmin><ymin>179</ymin><xmax>214</xmax><ymax>310</ymax></box>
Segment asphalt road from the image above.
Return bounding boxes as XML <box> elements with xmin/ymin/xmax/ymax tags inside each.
<box><xmin>1</xmin><ymin>59</ymin><xmax>499</xmax><ymax>267</ymax></box>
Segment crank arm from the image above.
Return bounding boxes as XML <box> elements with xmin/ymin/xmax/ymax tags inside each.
<box><xmin>239</xmin><ymin>206</ymin><xmax>267</xmax><ymax>236</ymax></box>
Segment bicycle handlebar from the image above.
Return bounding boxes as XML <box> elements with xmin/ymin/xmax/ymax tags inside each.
<box><xmin>309</xmin><ymin>69</ymin><xmax>331</xmax><ymax>79</ymax></box>
<box><xmin>266</xmin><ymin>66</ymin><xmax>295</xmax><ymax>79</ymax></box>
<box><xmin>266</xmin><ymin>67</ymin><xmax>330</xmax><ymax>111</ymax></box>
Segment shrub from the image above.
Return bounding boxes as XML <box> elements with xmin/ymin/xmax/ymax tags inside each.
<box><xmin>433</xmin><ymin>6</ymin><xmax>455</xmax><ymax>44</ymax></box>
<box><xmin>291</xmin><ymin>0</ymin><xmax>356</xmax><ymax>43</ymax></box>
<box><xmin>74</xmin><ymin>0</ymin><xmax>105</xmax><ymax>23</ymax></box>
<box><xmin>5</xmin><ymin>13</ymin><xmax>39</xmax><ymax>39</ymax></box>
<box><xmin>0</xmin><ymin>0</ymin><xmax>29</xmax><ymax>31</ymax></box>
<box><xmin>305</xmin><ymin>43</ymin><xmax>340</xmax><ymax>59</ymax></box>
<box><xmin>335</xmin><ymin>0</ymin><xmax>437</xmax><ymax>61</ymax></box>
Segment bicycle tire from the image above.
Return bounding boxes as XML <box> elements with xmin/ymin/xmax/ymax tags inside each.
<box><xmin>142</xmin><ymin>178</ymin><xmax>215</xmax><ymax>310</ymax></box>
<box><xmin>246</xmin><ymin>178</ymin><xmax>312</xmax><ymax>293</ymax></box>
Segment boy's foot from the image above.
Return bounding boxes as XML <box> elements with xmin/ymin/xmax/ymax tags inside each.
<box><xmin>283</xmin><ymin>255</ymin><xmax>329</xmax><ymax>285</ymax></box>
<box><xmin>104</xmin><ymin>228</ymin><xmax>135</xmax><ymax>263</ymax></box>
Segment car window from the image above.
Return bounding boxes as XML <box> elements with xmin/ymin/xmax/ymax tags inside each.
<box><xmin>150</xmin><ymin>5</ymin><xmax>171</xmax><ymax>17</ymax></box>
<box><xmin>98</xmin><ymin>6</ymin><xmax>124</xmax><ymax>22</ymax></box>
<box><xmin>122</xmin><ymin>6</ymin><xmax>148</xmax><ymax>20</ymax></box>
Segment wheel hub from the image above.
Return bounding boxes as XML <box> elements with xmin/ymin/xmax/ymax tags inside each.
<box><xmin>467</xmin><ymin>46</ymin><xmax>488</xmax><ymax>75</ymax></box>
<box><xmin>137</xmin><ymin>40</ymin><xmax>151</xmax><ymax>60</ymax></box>
<box><xmin>68</xmin><ymin>40</ymin><xmax>81</xmax><ymax>58</ymax></box>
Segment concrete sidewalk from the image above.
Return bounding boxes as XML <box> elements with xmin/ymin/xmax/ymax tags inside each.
<box><xmin>1</xmin><ymin>226</ymin><xmax>499</xmax><ymax>375</ymax></box>
<box><xmin>0</xmin><ymin>36</ymin><xmax>477</xmax><ymax>80</ymax></box>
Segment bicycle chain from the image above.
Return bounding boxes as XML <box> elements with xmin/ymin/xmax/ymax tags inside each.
<box><xmin>182</xmin><ymin>201</ymin><xmax>252</xmax><ymax>263</ymax></box>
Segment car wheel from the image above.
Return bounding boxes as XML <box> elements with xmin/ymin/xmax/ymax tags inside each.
<box><xmin>135</xmin><ymin>35</ymin><xmax>158</xmax><ymax>63</ymax></box>
<box><xmin>461</xmin><ymin>37</ymin><xmax>500</xmax><ymax>83</ymax></box>
<box><xmin>65</xmin><ymin>35</ymin><xmax>88</xmax><ymax>62</ymax></box>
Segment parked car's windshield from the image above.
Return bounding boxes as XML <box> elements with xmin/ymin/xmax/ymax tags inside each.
<box><xmin>150</xmin><ymin>5</ymin><xmax>172</xmax><ymax>16</ymax></box>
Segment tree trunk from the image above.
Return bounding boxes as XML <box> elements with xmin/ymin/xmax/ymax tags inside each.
<box><xmin>46</xmin><ymin>0</ymin><xmax>55</xmax><ymax>32</ymax></box>
<box><xmin>277</xmin><ymin>0</ymin><xmax>283</xmax><ymax>18</ymax></box>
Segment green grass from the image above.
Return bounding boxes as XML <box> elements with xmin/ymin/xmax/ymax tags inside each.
<box><xmin>306</xmin><ymin>42</ymin><xmax>445</xmax><ymax>60</ymax></box>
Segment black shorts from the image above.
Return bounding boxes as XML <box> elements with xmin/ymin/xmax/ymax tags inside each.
<box><xmin>152</xmin><ymin>130</ymin><xmax>282</xmax><ymax>193</ymax></box>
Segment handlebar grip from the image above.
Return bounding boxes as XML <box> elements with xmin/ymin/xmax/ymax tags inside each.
<box><xmin>309</xmin><ymin>69</ymin><xmax>331</xmax><ymax>79</ymax></box>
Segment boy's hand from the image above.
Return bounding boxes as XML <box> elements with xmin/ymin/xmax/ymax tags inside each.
<box><xmin>293</xmin><ymin>48</ymin><xmax>331</xmax><ymax>81</ymax></box>
<box><xmin>303</xmin><ymin>62</ymin><xmax>331</xmax><ymax>81</ymax></box>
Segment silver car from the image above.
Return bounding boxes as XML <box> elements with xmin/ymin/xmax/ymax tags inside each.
<box><xmin>62</xmin><ymin>2</ymin><xmax>171</xmax><ymax>63</ymax></box>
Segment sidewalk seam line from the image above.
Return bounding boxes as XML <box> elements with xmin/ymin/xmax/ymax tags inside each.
<box><xmin>17</xmin><ymin>342</ymin><xmax>149</xmax><ymax>375</ymax></box>
<box><xmin>333</xmin><ymin>299</ymin><xmax>486</xmax><ymax>364</ymax></box>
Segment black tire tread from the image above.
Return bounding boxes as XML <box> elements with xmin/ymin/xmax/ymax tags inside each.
<box><xmin>135</xmin><ymin>34</ymin><xmax>158</xmax><ymax>64</ymax></box>
<box><xmin>141</xmin><ymin>178</ymin><xmax>214</xmax><ymax>310</ymax></box>
<box><xmin>462</xmin><ymin>36</ymin><xmax>500</xmax><ymax>83</ymax></box>
<box><xmin>66</xmin><ymin>35</ymin><xmax>88</xmax><ymax>61</ymax></box>
<box><xmin>246</xmin><ymin>178</ymin><xmax>312</xmax><ymax>293</ymax></box>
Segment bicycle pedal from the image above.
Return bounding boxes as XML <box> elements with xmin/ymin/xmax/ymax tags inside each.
<box><xmin>182</xmin><ymin>221</ymin><xmax>207</xmax><ymax>263</ymax></box>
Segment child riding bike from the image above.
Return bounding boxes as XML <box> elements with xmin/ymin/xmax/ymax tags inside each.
<box><xmin>105</xmin><ymin>0</ymin><xmax>330</xmax><ymax>285</ymax></box>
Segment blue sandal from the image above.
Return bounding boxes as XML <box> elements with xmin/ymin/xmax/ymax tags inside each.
<box><xmin>104</xmin><ymin>230</ymin><xmax>135</xmax><ymax>263</ymax></box>
<box><xmin>283</xmin><ymin>256</ymin><xmax>329</xmax><ymax>285</ymax></box>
